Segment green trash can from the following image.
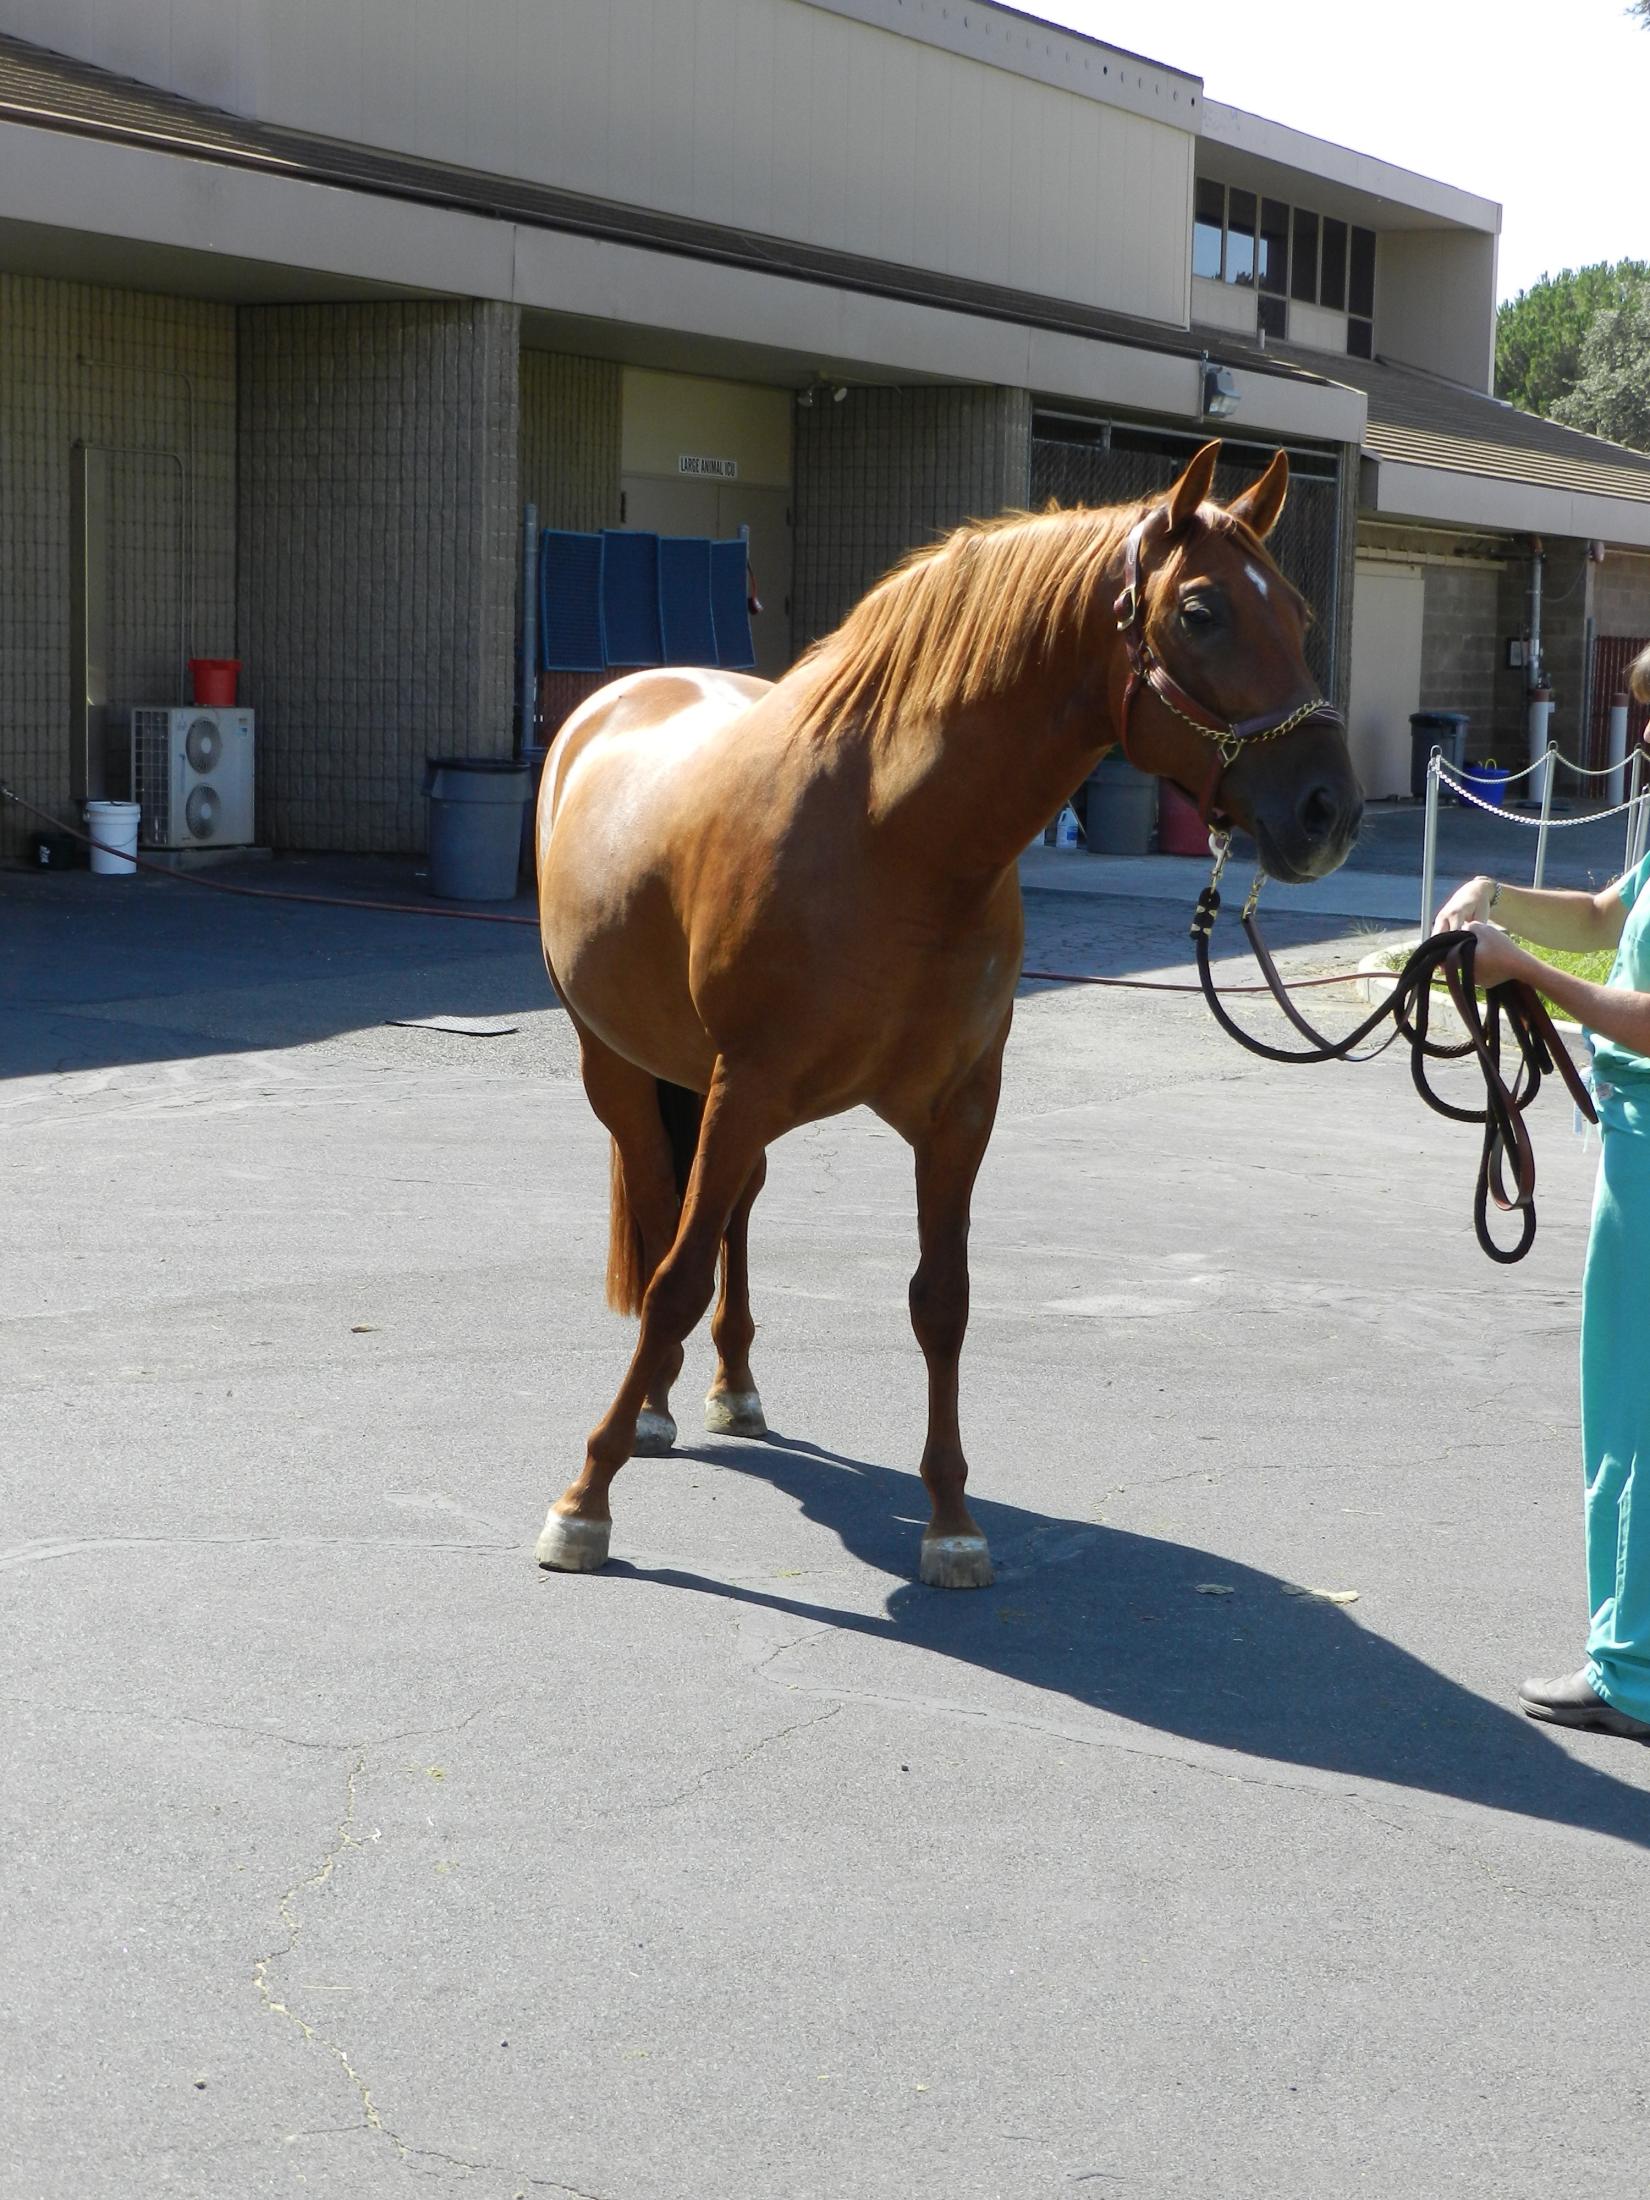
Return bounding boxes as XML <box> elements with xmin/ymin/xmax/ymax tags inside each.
<box><xmin>424</xmin><ymin>756</ymin><xmax>532</xmax><ymax>900</ymax></box>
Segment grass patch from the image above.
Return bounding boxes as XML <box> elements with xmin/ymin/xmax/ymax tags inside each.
<box><xmin>1382</xmin><ymin>937</ymin><xmax>1613</xmax><ymax>1021</ymax></box>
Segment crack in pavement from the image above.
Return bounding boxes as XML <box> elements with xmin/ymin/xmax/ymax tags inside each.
<box><xmin>587</xmin><ymin>1700</ymin><xmax>844</xmax><ymax>1818</ymax></box>
<box><xmin>251</xmin><ymin>1702</ymin><xmax>605</xmax><ymax>2197</ymax></box>
<box><xmin>0</xmin><ymin>1533</ymin><xmax>520</xmax><ymax>1570</ymax></box>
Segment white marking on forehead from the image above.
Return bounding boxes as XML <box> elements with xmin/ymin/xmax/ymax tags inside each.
<box><xmin>1244</xmin><ymin>561</ymin><xmax>1271</xmax><ymax>598</ymax></box>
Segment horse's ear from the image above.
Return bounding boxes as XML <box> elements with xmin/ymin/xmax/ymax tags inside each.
<box><xmin>1225</xmin><ymin>451</ymin><xmax>1289</xmax><ymax>541</ymax></box>
<box><xmin>1165</xmin><ymin>441</ymin><xmax>1221</xmax><ymax>535</ymax></box>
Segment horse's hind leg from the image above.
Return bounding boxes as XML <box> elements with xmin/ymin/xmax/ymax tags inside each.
<box><xmin>705</xmin><ymin>1153</ymin><xmax>768</xmax><ymax>1437</ymax></box>
<box><xmin>539</xmin><ymin>1062</ymin><xmax>776</xmax><ymax>1572</ymax></box>
<box><xmin>906</xmin><ymin>1020</ymin><xmax>1009</xmax><ymax>1590</ymax></box>
<box><xmin>581</xmin><ymin>1027</ymin><xmax>687</xmax><ymax>1439</ymax></box>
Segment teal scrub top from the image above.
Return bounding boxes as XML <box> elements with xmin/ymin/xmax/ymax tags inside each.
<box><xmin>1586</xmin><ymin>850</ymin><xmax>1650</xmax><ymax>1097</ymax></box>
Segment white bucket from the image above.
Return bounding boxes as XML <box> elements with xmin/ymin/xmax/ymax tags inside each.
<box><xmin>86</xmin><ymin>800</ymin><xmax>141</xmax><ymax>876</ymax></box>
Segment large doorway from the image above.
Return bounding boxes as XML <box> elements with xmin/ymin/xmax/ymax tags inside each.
<box><xmin>1348</xmin><ymin>561</ymin><xmax>1425</xmax><ymax>798</ymax></box>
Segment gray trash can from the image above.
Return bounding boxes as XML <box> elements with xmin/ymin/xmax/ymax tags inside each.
<box><xmin>424</xmin><ymin>756</ymin><xmax>532</xmax><ymax>900</ymax></box>
<box><xmin>1083</xmin><ymin>751</ymin><xmax>1158</xmax><ymax>855</ymax></box>
<box><xmin>1408</xmin><ymin>711</ymin><xmax>1469</xmax><ymax>799</ymax></box>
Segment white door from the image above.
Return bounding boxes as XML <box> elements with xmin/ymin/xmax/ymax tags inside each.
<box><xmin>1348</xmin><ymin>561</ymin><xmax>1426</xmax><ymax>800</ymax></box>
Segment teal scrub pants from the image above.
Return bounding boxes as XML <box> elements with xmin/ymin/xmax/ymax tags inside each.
<box><xmin>1581</xmin><ymin>1101</ymin><xmax>1650</xmax><ymax>1720</ymax></box>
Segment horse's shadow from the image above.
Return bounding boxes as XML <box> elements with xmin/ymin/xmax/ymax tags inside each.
<box><xmin>620</xmin><ymin>1429</ymin><xmax>1650</xmax><ymax>1851</ymax></box>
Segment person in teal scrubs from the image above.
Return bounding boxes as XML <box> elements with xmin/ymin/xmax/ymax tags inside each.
<box><xmin>1437</xmin><ymin>649</ymin><xmax>1650</xmax><ymax>1741</ymax></box>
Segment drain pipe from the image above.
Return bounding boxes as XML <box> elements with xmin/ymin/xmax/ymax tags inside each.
<box><xmin>1525</xmin><ymin>538</ymin><xmax>1553</xmax><ymax>804</ymax></box>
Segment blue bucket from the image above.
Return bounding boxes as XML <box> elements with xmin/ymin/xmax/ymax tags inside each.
<box><xmin>1459</xmin><ymin>761</ymin><xmax>1511</xmax><ymax>808</ymax></box>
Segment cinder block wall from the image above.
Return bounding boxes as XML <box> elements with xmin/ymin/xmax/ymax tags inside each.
<box><xmin>237</xmin><ymin>300</ymin><xmax>520</xmax><ymax>852</ymax></box>
<box><xmin>792</xmin><ymin>386</ymin><xmax>1032</xmax><ymax>650</ymax></box>
<box><xmin>1592</xmin><ymin>550</ymin><xmax>1650</xmax><ymax>642</ymax></box>
<box><xmin>1493</xmin><ymin>543</ymin><xmax>1591</xmax><ymax>768</ymax></box>
<box><xmin>1420</xmin><ymin>562</ymin><xmax>1500</xmax><ymax>742</ymax></box>
<box><xmin>519</xmin><ymin>350</ymin><xmax>622</xmax><ymax>531</ymax></box>
<box><xmin>0</xmin><ymin>275</ymin><xmax>236</xmax><ymax>862</ymax></box>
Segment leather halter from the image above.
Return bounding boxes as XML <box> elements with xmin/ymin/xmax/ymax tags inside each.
<box><xmin>1111</xmin><ymin>505</ymin><xmax>1344</xmax><ymax>826</ymax></box>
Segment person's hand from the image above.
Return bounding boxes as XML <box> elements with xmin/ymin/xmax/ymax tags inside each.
<box><xmin>1462</xmin><ymin>919</ymin><xmax>1529</xmax><ymax>988</ymax></box>
<box><xmin>1434</xmin><ymin>874</ymin><xmax>1494</xmax><ymax>932</ymax></box>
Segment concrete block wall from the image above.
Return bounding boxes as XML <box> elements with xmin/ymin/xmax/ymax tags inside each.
<box><xmin>237</xmin><ymin>299</ymin><xmax>520</xmax><ymax>853</ymax></box>
<box><xmin>1493</xmin><ymin>543</ymin><xmax>1590</xmax><ymax>771</ymax></box>
<box><xmin>519</xmin><ymin>350</ymin><xmax>622</xmax><ymax>533</ymax></box>
<box><xmin>792</xmin><ymin>385</ymin><xmax>1032</xmax><ymax>651</ymax></box>
<box><xmin>1419</xmin><ymin>562</ymin><xmax>1500</xmax><ymax>746</ymax></box>
<box><xmin>1592</xmin><ymin>549</ymin><xmax>1650</xmax><ymax>642</ymax></box>
<box><xmin>0</xmin><ymin>275</ymin><xmax>236</xmax><ymax>861</ymax></box>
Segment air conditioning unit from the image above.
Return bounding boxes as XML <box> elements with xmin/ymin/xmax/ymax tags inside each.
<box><xmin>129</xmin><ymin>707</ymin><xmax>255</xmax><ymax>850</ymax></box>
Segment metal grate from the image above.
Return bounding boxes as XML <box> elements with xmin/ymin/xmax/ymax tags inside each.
<box><xmin>129</xmin><ymin>707</ymin><xmax>174</xmax><ymax>845</ymax></box>
<box><xmin>1030</xmin><ymin>431</ymin><xmax>1342</xmax><ymax>692</ymax></box>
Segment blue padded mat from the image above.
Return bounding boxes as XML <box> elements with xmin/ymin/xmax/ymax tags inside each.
<box><xmin>537</xmin><ymin>530</ymin><xmax>605</xmax><ymax>671</ymax></box>
<box><xmin>601</xmin><ymin>530</ymin><xmax>664</xmax><ymax>666</ymax></box>
<box><xmin>709</xmin><ymin>537</ymin><xmax>757</xmax><ymax>670</ymax></box>
<box><xmin>659</xmin><ymin>536</ymin><xmax>718</xmax><ymax>666</ymax></box>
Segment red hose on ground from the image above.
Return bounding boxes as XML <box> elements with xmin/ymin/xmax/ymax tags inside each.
<box><xmin>2</xmin><ymin>782</ymin><xmax>1382</xmax><ymax>997</ymax></box>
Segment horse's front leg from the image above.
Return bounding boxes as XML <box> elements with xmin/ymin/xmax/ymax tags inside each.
<box><xmin>907</xmin><ymin>1020</ymin><xmax>1009</xmax><ymax>1590</ymax></box>
<box><xmin>538</xmin><ymin>1064</ymin><xmax>777</xmax><ymax>1573</ymax></box>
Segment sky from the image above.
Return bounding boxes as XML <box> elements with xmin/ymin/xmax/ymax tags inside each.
<box><xmin>1042</xmin><ymin>0</ymin><xmax>1648</xmax><ymax>302</ymax></box>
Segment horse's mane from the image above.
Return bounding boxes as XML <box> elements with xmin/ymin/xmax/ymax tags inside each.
<box><xmin>792</xmin><ymin>503</ymin><xmax>1138</xmax><ymax>745</ymax></box>
<box><xmin>791</xmin><ymin>499</ymin><xmax>1295</xmax><ymax>745</ymax></box>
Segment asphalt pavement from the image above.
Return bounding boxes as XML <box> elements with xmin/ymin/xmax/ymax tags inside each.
<box><xmin>4</xmin><ymin>839</ymin><xmax>1647</xmax><ymax>2200</ymax></box>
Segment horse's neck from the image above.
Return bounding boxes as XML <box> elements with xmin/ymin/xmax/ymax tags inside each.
<box><xmin>869</xmin><ymin>640</ymin><xmax>1118</xmax><ymax>881</ymax></box>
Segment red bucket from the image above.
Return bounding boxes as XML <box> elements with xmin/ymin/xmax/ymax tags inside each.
<box><xmin>189</xmin><ymin>657</ymin><xmax>241</xmax><ymax>706</ymax></box>
<box><xmin>1157</xmin><ymin>777</ymin><xmax>1212</xmax><ymax>857</ymax></box>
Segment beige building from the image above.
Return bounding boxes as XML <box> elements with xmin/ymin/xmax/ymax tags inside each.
<box><xmin>3</xmin><ymin>0</ymin><xmax>1648</xmax><ymax>860</ymax></box>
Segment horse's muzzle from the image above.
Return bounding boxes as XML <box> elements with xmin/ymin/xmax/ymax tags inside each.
<box><xmin>1252</xmin><ymin>782</ymin><xmax>1364</xmax><ymax>884</ymax></box>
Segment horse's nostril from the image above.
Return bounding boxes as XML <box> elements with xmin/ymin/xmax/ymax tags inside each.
<box><xmin>1297</xmin><ymin>783</ymin><xmax>1340</xmax><ymax>838</ymax></box>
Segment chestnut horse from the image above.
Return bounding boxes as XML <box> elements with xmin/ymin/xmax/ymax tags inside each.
<box><xmin>535</xmin><ymin>440</ymin><xmax>1361</xmax><ymax>1587</ymax></box>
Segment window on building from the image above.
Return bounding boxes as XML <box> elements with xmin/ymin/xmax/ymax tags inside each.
<box><xmin>1259</xmin><ymin>293</ymin><xmax>1288</xmax><ymax>341</ymax></box>
<box><xmin>1290</xmin><ymin>208</ymin><xmax>1319</xmax><ymax>302</ymax></box>
<box><xmin>1347</xmin><ymin>315</ymin><xmax>1374</xmax><ymax>359</ymax></box>
<box><xmin>1225</xmin><ymin>188</ymin><xmax>1257</xmax><ymax>285</ymax></box>
<box><xmin>1320</xmin><ymin>218</ymin><xmax>1348</xmax><ymax>311</ymax></box>
<box><xmin>1193</xmin><ymin>179</ymin><xmax>1225</xmax><ymax>281</ymax></box>
<box><xmin>1258</xmin><ymin>200</ymin><xmax>1289</xmax><ymax>295</ymax></box>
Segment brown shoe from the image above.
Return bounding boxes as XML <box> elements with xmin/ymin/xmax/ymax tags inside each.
<box><xmin>1519</xmin><ymin>1668</ymin><xmax>1650</xmax><ymax>1739</ymax></box>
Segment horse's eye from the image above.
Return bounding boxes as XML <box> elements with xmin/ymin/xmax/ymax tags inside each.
<box><xmin>1180</xmin><ymin>599</ymin><xmax>1216</xmax><ymax>628</ymax></box>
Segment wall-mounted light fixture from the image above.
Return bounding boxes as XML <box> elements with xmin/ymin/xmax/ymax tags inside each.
<box><xmin>1200</xmin><ymin>353</ymin><xmax>1241</xmax><ymax>419</ymax></box>
<box><xmin>797</xmin><ymin>375</ymin><xmax>849</xmax><ymax>409</ymax></box>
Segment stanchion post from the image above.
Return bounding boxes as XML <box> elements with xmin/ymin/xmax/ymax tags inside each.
<box><xmin>1630</xmin><ymin>746</ymin><xmax>1648</xmax><ymax>875</ymax></box>
<box><xmin>1420</xmin><ymin>745</ymin><xmax>1440</xmax><ymax>935</ymax></box>
<box><xmin>1532</xmin><ymin>737</ymin><xmax>1557</xmax><ymax>889</ymax></box>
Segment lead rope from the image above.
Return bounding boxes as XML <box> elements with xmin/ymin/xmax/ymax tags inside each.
<box><xmin>1190</xmin><ymin>838</ymin><xmax>1596</xmax><ymax>1264</ymax></box>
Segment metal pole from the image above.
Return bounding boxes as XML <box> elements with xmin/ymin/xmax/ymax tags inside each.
<box><xmin>1420</xmin><ymin>745</ymin><xmax>1441</xmax><ymax>935</ymax></box>
<box><xmin>1633</xmin><ymin>745</ymin><xmax>1650</xmax><ymax>873</ymax></box>
<box><xmin>1608</xmin><ymin>691</ymin><xmax>1630</xmax><ymax>807</ymax></box>
<box><xmin>519</xmin><ymin>503</ymin><xmax>539</xmax><ymax>760</ymax></box>
<box><xmin>1532</xmin><ymin>738</ymin><xmax>1557</xmax><ymax>889</ymax></box>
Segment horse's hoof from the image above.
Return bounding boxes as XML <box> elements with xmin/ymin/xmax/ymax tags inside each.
<box><xmin>536</xmin><ymin>1512</ymin><xmax>612</xmax><ymax>1572</ymax></box>
<box><xmin>704</xmin><ymin>1387</ymin><xmax>767</xmax><ymax>1438</ymax></box>
<box><xmin>632</xmin><ymin>1408</ymin><xmax>677</xmax><ymax>1457</ymax></box>
<box><xmin>920</xmin><ymin>1535</ymin><xmax>994</xmax><ymax>1590</ymax></box>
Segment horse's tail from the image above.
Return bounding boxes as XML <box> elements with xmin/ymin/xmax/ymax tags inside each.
<box><xmin>605</xmin><ymin>1080</ymin><xmax>705</xmax><ymax>1315</ymax></box>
